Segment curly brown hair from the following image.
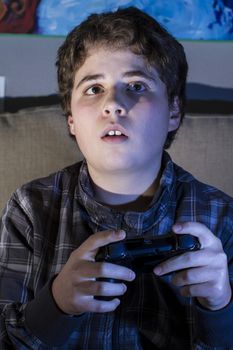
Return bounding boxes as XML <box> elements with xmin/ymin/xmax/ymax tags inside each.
<box><xmin>56</xmin><ymin>6</ymin><xmax>188</xmax><ymax>148</ymax></box>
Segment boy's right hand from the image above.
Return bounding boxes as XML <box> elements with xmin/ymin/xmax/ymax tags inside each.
<box><xmin>51</xmin><ymin>230</ymin><xmax>135</xmax><ymax>315</ymax></box>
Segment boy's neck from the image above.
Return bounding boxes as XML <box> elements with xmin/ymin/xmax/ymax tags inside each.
<box><xmin>88</xmin><ymin>165</ymin><xmax>162</xmax><ymax>212</ymax></box>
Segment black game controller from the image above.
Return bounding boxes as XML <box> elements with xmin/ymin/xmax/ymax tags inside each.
<box><xmin>95</xmin><ymin>233</ymin><xmax>200</xmax><ymax>300</ymax></box>
<box><xmin>96</xmin><ymin>233</ymin><xmax>200</xmax><ymax>273</ymax></box>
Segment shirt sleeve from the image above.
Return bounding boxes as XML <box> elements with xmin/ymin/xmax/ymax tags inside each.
<box><xmin>0</xmin><ymin>193</ymin><xmax>84</xmax><ymax>349</ymax></box>
<box><xmin>194</xmin><ymin>294</ymin><xmax>233</xmax><ymax>349</ymax></box>
<box><xmin>194</xmin><ymin>219</ymin><xmax>233</xmax><ymax>349</ymax></box>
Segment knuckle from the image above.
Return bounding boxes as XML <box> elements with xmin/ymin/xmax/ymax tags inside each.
<box><xmin>100</xmin><ymin>230</ymin><xmax>117</xmax><ymax>242</ymax></box>
<box><xmin>70</xmin><ymin>271</ymin><xmax>80</xmax><ymax>285</ymax></box>
<box><xmin>95</xmin><ymin>303</ymin><xmax>104</xmax><ymax>313</ymax></box>
<box><xmin>97</xmin><ymin>262</ymin><xmax>108</xmax><ymax>276</ymax></box>
<box><xmin>215</xmin><ymin>236</ymin><xmax>222</xmax><ymax>247</ymax></box>
<box><xmin>95</xmin><ymin>281</ymin><xmax>107</xmax><ymax>295</ymax></box>
<box><xmin>211</xmin><ymin>251</ymin><xmax>228</xmax><ymax>268</ymax></box>
<box><xmin>182</xmin><ymin>252</ymin><xmax>193</xmax><ymax>265</ymax></box>
<box><xmin>218</xmin><ymin>251</ymin><xmax>228</xmax><ymax>265</ymax></box>
<box><xmin>69</xmin><ymin>297</ymin><xmax>82</xmax><ymax>313</ymax></box>
<box><xmin>183</xmin><ymin>269</ymin><xmax>193</xmax><ymax>283</ymax></box>
<box><xmin>95</xmin><ymin>302</ymin><xmax>110</xmax><ymax>313</ymax></box>
<box><xmin>211</xmin><ymin>282</ymin><xmax>224</xmax><ymax>297</ymax></box>
<box><xmin>69</xmin><ymin>249</ymin><xmax>79</xmax><ymax>261</ymax></box>
<box><xmin>95</xmin><ymin>299</ymin><xmax>119</xmax><ymax>313</ymax></box>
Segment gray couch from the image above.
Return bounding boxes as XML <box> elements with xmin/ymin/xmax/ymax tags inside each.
<box><xmin>0</xmin><ymin>105</ymin><xmax>233</xmax><ymax>213</ymax></box>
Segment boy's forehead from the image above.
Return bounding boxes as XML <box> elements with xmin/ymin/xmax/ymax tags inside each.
<box><xmin>75</xmin><ymin>47</ymin><xmax>158</xmax><ymax>78</ymax></box>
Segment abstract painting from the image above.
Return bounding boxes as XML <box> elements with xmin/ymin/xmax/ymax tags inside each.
<box><xmin>0</xmin><ymin>0</ymin><xmax>233</xmax><ymax>39</ymax></box>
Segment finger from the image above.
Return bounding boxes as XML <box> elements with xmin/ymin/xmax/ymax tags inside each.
<box><xmin>78</xmin><ymin>280</ymin><xmax>127</xmax><ymax>297</ymax></box>
<box><xmin>182</xmin><ymin>283</ymin><xmax>232</xmax><ymax>311</ymax></box>
<box><xmin>71</xmin><ymin>260</ymin><xmax>135</xmax><ymax>282</ymax></box>
<box><xmin>172</xmin><ymin>222</ymin><xmax>221</xmax><ymax>249</ymax></box>
<box><xmin>73</xmin><ymin>296</ymin><xmax>121</xmax><ymax>314</ymax></box>
<box><xmin>77</xmin><ymin>230</ymin><xmax>126</xmax><ymax>259</ymax></box>
<box><xmin>153</xmin><ymin>249</ymin><xmax>218</xmax><ymax>276</ymax></box>
<box><xmin>96</xmin><ymin>261</ymin><xmax>135</xmax><ymax>281</ymax></box>
<box><xmin>172</xmin><ymin>266</ymin><xmax>217</xmax><ymax>287</ymax></box>
<box><xmin>81</xmin><ymin>261</ymin><xmax>135</xmax><ymax>281</ymax></box>
<box><xmin>179</xmin><ymin>281</ymin><xmax>215</xmax><ymax>299</ymax></box>
<box><xmin>91</xmin><ymin>298</ymin><xmax>121</xmax><ymax>313</ymax></box>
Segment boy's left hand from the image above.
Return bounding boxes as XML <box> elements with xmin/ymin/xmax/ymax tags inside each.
<box><xmin>153</xmin><ymin>222</ymin><xmax>232</xmax><ymax>311</ymax></box>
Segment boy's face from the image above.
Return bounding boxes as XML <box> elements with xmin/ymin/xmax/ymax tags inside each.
<box><xmin>68</xmin><ymin>47</ymin><xmax>180</xmax><ymax>177</ymax></box>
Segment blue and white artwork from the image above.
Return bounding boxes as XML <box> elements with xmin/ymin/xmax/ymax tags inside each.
<box><xmin>0</xmin><ymin>0</ymin><xmax>233</xmax><ymax>39</ymax></box>
<box><xmin>36</xmin><ymin>0</ymin><xmax>233</xmax><ymax>39</ymax></box>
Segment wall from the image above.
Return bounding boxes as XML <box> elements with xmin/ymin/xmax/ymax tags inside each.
<box><xmin>0</xmin><ymin>35</ymin><xmax>232</xmax><ymax>99</ymax></box>
<box><xmin>0</xmin><ymin>35</ymin><xmax>62</xmax><ymax>98</ymax></box>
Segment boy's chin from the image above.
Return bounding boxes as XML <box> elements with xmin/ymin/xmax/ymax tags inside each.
<box><xmin>89</xmin><ymin>157</ymin><xmax>138</xmax><ymax>174</ymax></box>
<box><xmin>100</xmin><ymin>162</ymin><xmax>134</xmax><ymax>173</ymax></box>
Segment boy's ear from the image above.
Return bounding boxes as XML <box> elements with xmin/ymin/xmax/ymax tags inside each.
<box><xmin>67</xmin><ymin>115</ymin><xmax>76</xmax><ymax>135</ymax></box>
<box><xmin>168</xmin><ymin>96</ymin><xmax>181</xmax><ymax>132</ymax></box>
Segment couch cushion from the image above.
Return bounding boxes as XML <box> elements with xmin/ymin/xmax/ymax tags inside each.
<box><xmin>169</xmin><ymin>114</ymin><xmax>233</xmax><ymax>197</ymax></box>
<box><xmin>0</xmin><ymin>105</ymin><xmax>82</xmax><ymax>212</ymax></box>
<box><xmin>0</xmin><ymin>106</ymin><xmax>233</xmax><ymax>213</ymax></box>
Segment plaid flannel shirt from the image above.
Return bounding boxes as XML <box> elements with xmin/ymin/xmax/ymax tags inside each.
<box><xmin>1</xmin><ymin>152</ymin><xmax>233</xmax><ymax>349</ymax></box>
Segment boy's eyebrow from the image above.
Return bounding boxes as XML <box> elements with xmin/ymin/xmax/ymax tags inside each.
<box><xmin>75</xmin><ymin>70</ymin><xmax>156</xmax><ymax>89</ymax></box>
<box><xmin>75</xmin><ymin>74</ymin><xmax>104</xmax><ymax>89</ymax></box>
<box><xmin>123</xmin><ymin>70</ymin><xmax>156</xmax><ymax>82</ymax></box>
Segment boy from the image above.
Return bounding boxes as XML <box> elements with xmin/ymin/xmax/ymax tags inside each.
<box><xmin>0</xmin><ymin>6</ymin><xmax>233</xmax><ymax>349</ymax></box>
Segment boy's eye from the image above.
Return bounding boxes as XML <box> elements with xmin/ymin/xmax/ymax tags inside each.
<box><xmin>127</xmin><ymin>82</ymin><xmax>146</xmax><ymax>92</ymax></box>
<box><xmin>85</xmin><ymin>85</ymin><xmax>104</xmax><ymax>95</ymax></box>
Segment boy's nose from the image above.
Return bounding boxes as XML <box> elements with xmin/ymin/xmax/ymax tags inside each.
<box><xmin>102</xmin><ymin>92</ymin><xmax>127</xmax><ymax>118</ymax></box>
<box><xmin>103</xmin><ymin>105</ymin><xmax>126</xmax><ymax>117</ymax></box>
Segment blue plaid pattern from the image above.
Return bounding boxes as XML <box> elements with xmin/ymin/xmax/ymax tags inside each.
<box><xmin>1</xmin><ymin>152</ymin><xmax>233</xmax><ymax>349</ymax></box>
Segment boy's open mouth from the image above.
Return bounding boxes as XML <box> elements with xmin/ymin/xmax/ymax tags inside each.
<box><xmin>101</xmin><ymin>126</ymin><xmax>129</xmax><ymax>143</ymax></box>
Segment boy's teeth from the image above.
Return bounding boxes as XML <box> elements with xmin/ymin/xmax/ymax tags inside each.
<box><xmin>107</xmin><ymin>130</ymin><xmax>122</xmax><ymax>136</ymax></box>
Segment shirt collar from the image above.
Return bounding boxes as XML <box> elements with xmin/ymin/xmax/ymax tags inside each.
<box><xmin>77</xmin><ymin>151</ymin><xmax>176</xmax><ymax>236</ymax></box>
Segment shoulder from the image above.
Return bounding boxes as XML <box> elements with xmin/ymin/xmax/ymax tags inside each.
<box><xmin>172</xmin><ymin>162</ymin><xmax>233</xmax><ymax>239</ymax></box>
<box><xmin>7</xmin><ymin>162</ymin><xmax>83</xmax><ymax>219</ymax></box>
<box><xmin>0</xmin><ymin>162</ymin><xmax>86</xmax><ymax>249</ymax></box>
<box><xmin>19</xmin><ymin>161</ymin><xmax>82</xmax><ymax>191</ymax></box>
<box><xmin>174</xmin><ymin>162</ymin><xmax>233</xmax><ymax>205</ymax></box>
